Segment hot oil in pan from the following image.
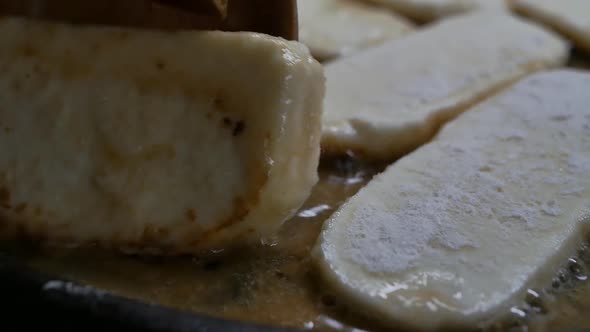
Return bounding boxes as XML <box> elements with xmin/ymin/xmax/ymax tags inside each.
<box><xmin>7</xmin><ymin>55</ymin><xmax>590</xmax><ymax>332</ymax></box>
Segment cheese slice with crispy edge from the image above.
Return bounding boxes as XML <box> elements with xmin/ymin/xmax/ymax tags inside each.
<box><xmin>298</xmin><ymin>0</ymin><xmax>414</xmax><ymax>61</ymax></box>
<box><xmin>368</xmin><ymin>0</ymin><xmax>507</xmax><ymax>22</ymax></box>
<box><xmin>322</xmin><ymin>13</ymin><xmax>569</xmax><ymax>160</ymax></box>
<box><xmin>314</xmin><ymin>70</ymin><xmax>590</xmax><ymax>331</ymax></box>
<box><xmin>511</xmin><ymin>0</ymin><xmax>590</xmax><ymax>55</ymax></box>
<box><xmin>0</xmin><ymin>17</ymin><xmax>325</xmax><ymax>253</ymax></box>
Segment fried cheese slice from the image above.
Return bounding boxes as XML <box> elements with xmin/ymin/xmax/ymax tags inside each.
<box><xmin>322</xmin><ymin>13</ymin><xmax>568</xmax><ymax>159</ymax></box>
<box><xmin>0</xmin><ymin>17</ymin><xmax>325</xmax><ymax>253</ymax></box>
<box><xmin>315</xmin><ymin>70</ymin><xmax>590</xmax><ymax>330</ymax></box>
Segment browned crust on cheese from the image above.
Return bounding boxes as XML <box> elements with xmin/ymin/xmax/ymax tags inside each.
<box><xmin>0</xmin><ymin>169</ymin><xmax>269</xmax><ymax>255</ymax></box>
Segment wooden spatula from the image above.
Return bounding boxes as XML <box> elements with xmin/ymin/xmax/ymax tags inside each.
<box><xmin>0</xmin><ymin>0</ymin><xmax>298</xmax><ymax>40</ymax></box>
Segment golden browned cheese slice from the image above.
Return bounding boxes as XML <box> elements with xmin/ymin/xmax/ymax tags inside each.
<box><xmin>0</xmin><ymin>17</ymin><xmax>325</xmax><ymax>253</ymax></box>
